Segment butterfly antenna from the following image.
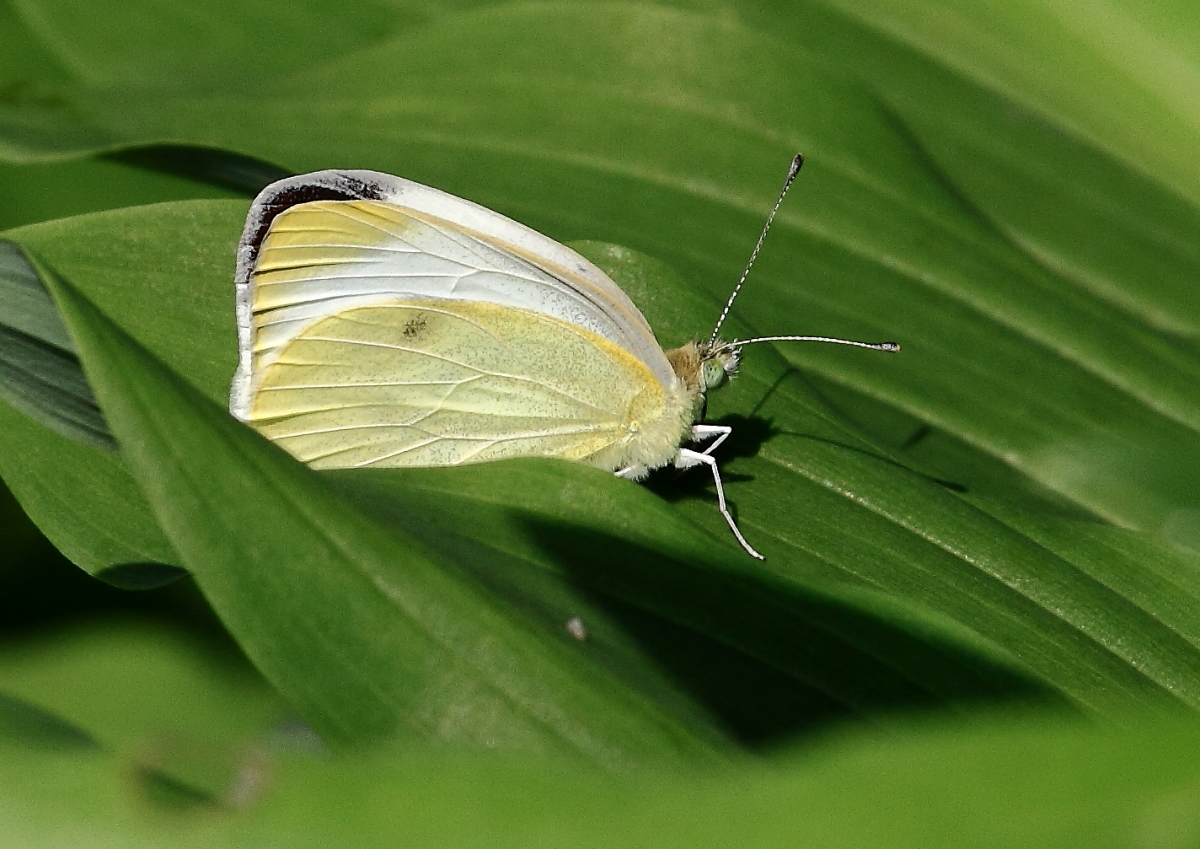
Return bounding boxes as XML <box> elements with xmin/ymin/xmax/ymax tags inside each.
<box><xmin>729</xmin><ymin>335</ymin><xmax>900</xmax><ymax>353</ymax></box>
<box><xmin>708</xmin><ymin>153</ymin><xmax>804</xmax><ymax>346</ymax></box>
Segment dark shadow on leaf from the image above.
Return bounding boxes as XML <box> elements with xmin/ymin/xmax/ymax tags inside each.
<box><xmin>0</xmin><ymin>242</ymin><xmax>116</xmax><ymax>450</ymax></box>
<box><xmin>900</xmin><ymin>423</ymin><xmax>934</xmax><ymax>451</ymax></box>
<box><xmin>326</xmin><ymin>468</ymin><xmax>1074</xmax><ymax>750</ymax></box>
<box><xmin>0</xmin><ymin>692</ymin><xmax>99</xmax><ymax>751</ymax></box>
<box><xmin>137</xmin><ymin>766</ymin><xmax>220</xmax><ymax>811</ymax></box>
<box><xmin>105</xmin><ymin>145</ymin><xmax>293</xmax><ymax>195</ymax></box>
<box><xmin>641</xmin><ymin>414</ymin><xmax>774</xmax><ymax>505</ymax></box>
<box><xmin>799</xmin><ymin>370</ymin><xmax>1107</xmax><ymax>519</ymax></box>
<box><xmin>95</xmin><ymin>562</ymin><xmax>190</xmax><ymax>590</ymax></box>
<box><xmin>519</xmin><ymin>520</ymin><xmax>1073</xmax><ymax>749</ymax></box>
<box><xmin>775</xmin><ymin>429</ymin><xmax>971</xmax><ymax>493</ymax></box>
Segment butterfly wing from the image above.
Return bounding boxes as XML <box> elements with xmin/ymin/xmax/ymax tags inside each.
<box><xmin>231</xmin><ymin>171</ymin><xmax>692</xmax><ymax>471</ymax></box>
<box><xmin>232</xmin><ymin>170</ymin><xmax>675</xmax><ymax>417</ymax></box>
<box><xmin>248</xmin><ymin>298</ymin><xmax>682</xmax><ymax>469</ymax></box>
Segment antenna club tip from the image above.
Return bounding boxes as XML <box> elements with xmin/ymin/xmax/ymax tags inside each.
<box><xmin>788</xmin><ymin>153</ymin><xmax>804</xmax><ymax>179</ymax></box>
<box><xmin>881</xmin><ymin>342</ymin><xmax>901</xmax><ymax>352</ymax></box>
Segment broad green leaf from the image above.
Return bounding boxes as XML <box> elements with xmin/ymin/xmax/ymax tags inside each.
<box><xmin>4</xmin><ymin>0</ymin><xmax>1200</xmax><ymax>755</ymax></box>
<box><xmin>0</xmin><ymin>210</ymin><xmax>1074</xmax><ymax>745</ymax></box>
<box><xmin>0</xmin><ymin>0</ymin><xmax>108</xmax><ymax>161</ymax></box>
<box><xmin>4</xmin><ymin>0</ymin><xmax>1200</xmax><ymax>836</ymax></box>
<box><xmin>0</xmin><ymin>619</ymin><xmax>285</xmax><ymax>752</ymax></box>
<box><xmin>41</xmin><ymin>266</ymin><xmax>731</xmax><ymax>764</ymax></box>
<box><xmin>813</xmin><ymin>0</ymin><xmax>1200</xmax><ymax>207</ymax></box>
<box><xmin>8</xmin><ymin>0</ymin><xmax>404</xmax><ymax>85</ymax></box>
<box><xmin>2</xmin><ymin>3</ymin><xmax>1198</xmax><ymax>538</ymax></box>
<box><xmin>4</xmin><ymin>711</ymin><xmax>1200</xmax><ymax>847</ymax></box>
<box><xmin>5</xmin><ymin>204</ymin><xmax>1200</xmax><ymax>741</ymax></box>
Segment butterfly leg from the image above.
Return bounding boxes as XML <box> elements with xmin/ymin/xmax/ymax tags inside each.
<box><xmin>690</xmin><ymin>424</ymin><xmax>732</xmax><ymax>456</ymax></box>
<box><xmin>676</xmin><ymin>448</ymin><xmax>764</xmax><ymax>560</ymax></box>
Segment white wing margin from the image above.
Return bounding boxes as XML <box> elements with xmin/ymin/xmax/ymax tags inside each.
<box><xmin>232</xmin><ymin>170</ymin><xmax>676</xmax><ymax>418</ymax></box>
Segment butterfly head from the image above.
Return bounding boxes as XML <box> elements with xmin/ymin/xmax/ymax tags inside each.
<box><xmin>665</xmin><ymin>340</ymin><xmax>741</xmax><ymax>400</ymax></box>
<box><xmin>698</xmin><ymin>340</ymin><xmax>741</xmax><ymax>391</ymax></box>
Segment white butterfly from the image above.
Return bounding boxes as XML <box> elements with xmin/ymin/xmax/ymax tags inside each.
<box><xmin>230</xmin><ymin>156</ymin><xmax>897</xmax><ymax>559</ymax></box>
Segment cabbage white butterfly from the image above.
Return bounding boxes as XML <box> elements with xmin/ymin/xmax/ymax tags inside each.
<box><xmin>230</xmin><ymin>156</ymin><xmax>898</xmax><ymax>559</ymax></box>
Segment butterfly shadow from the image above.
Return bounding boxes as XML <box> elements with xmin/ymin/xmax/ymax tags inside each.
<box><xmin>641</xmin><ymin>413</ymin><xmax>774</xmax><ymax>508</ymax></box>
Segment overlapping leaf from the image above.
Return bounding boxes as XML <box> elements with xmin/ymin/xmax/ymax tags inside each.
<box><xmin>4</xmin><ymin>709</ymin><xmax>1200</xmax><ymax>848</ymax></box>
<box><xmin>3</xmin><ymin>1</ymin><xmax>1199</xmax><ymax>536</ymax></box>
<box><xmin>3</xmin><ymin>203</ymin><xmax>1199</xmax><ymax>752</ymax></box>
<box><xmin>3</xmin><ymin>0</ymin><xmax>1200</xmax><ymax>764</ymax></box>
<box><xmin>35</xmin><ymin>264</ymin><xmax>743</xmax><ymax>763</ymax></box>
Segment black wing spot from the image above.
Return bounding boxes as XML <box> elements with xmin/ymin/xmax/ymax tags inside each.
<box><xmin>403</xmin><ymin>314</ymin><xmax>428</xmax><ymax>339</ymax></box>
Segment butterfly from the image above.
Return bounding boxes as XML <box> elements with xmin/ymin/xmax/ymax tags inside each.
<box><xmin>229</xmin><ymin>155</ymin><xmax>898</xmax><ymax>559</ymax></box>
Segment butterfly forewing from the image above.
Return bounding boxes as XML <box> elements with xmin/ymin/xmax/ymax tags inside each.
<box><xmin>243</xmin><ymin>199</ymin><xmax>674</xmax><ymax>388</ymax></box>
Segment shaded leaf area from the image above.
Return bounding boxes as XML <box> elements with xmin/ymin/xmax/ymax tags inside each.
<box><xmin>0</xmin><ymin>241</ymin><xmax>111</xmax><ymax>448</ymax></box>
<box><xmin>3</xmin><ymin>208</ymin><xmax>1200</xmax><ymax>753</ymax></box>
<box><xmin>104</xmin><ymin>146</ymin><xmax>293</xmax><ymax>195</ymax></box>
<box><xmin>2</xmin><ymin>3</ymin><xmax>1198</xmax><ymax>540</ymax></box>
<box><xmin>0</xmin><ymin>471</ymin><xmax>205</xmax><ymax>635</ymax></box>
<box><xmin>0</xmin><ymin>152</ymin><xmax>246</xmax><ymax>234</ymax></box>
<box><xmin>94</xmin><ymin>562</ymin><xmax>189</xmax><ymax>590</ymax></box>
<box><xmin>5</xmin><ymin>711</ymin><xmax>1200</xmax><ymax>848</ymax></box>
<box><xmin>328</xmin><ymin>465</ymin><xmax>1065</xmax><ymax>747</ymax></box>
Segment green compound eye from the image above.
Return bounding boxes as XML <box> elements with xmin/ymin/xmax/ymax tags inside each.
<box><xmin>702</xmin><ymin>357</ymin><xmax>728</xmax><ymax>390</ymax></box>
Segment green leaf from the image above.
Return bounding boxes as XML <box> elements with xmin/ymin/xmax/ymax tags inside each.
<box><xmin>5</xmin><ymin>0</ymin><xmax>1200</xmax><ymax>761</ymax></box>
<box><xmin>4</xmin><ymin>712</ymin><xmax>1200</xmax><ymax>847</ymax></box>
<box><xmin>804</xmin><ymin>0</ymin><xmax>1200</xmax><ymax>207</ymax></box>
<box><xmin>0</xmin><ymin>693</ymin><xmax>97</xmax><ymax>751</ymax></box>
<box><xmin>0</xmin><ymin>240</ymin><xmax>112</xmax><ymax>448</ymax></box>
<box><xmin>4</xmin><ymin>2</ymin><xmax>1199</xmax><ymax>536</ymax></box>
<box><xmin>7</xmin><ymin>0</ymin><xmax>405</xmax><ymax>86</ymax></box>
<box><xmin>0</xmin><ymin>619</ymin><xmax>284</xmax><ymax>752</ymax></box>
<box><xmin>5</xmin><ymin>201</ymin><xmax>1200</xmax><ymax>741</ymax></box>
<box><xmin>40</xmin><ymin>263</ymin><xmax>730</xmax><ymax>764</ymax></box>
<box><xmin>1</xmin><ymin>205</ymin><xmax>1196</xmax><ymax>757</ymax></box>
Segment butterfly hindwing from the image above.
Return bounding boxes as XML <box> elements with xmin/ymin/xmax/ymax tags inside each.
<box><xmin>248</xmin><ymin>299</ymin><xmax>669</xmax><ymax>469</ymax></box>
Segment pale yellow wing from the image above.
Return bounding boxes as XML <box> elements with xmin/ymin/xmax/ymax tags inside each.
<box><xmin>232</xmin><ymin>172</ymin><xmax>679</xmax><ymax>420</ymax></box>
<box><xmin>246</xmin><ymin>298</ymin><xmax>688</xmax><ymax>471</ymax></box>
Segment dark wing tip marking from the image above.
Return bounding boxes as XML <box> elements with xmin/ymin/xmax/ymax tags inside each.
<box><xmin>242</xmin><ymin>174</ymin><xmax>393</xmax><ymax>277</ymax></box>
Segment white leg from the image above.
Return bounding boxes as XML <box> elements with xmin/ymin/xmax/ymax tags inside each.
<box><xmin>677</xmin><ymin>448</ymin><xmax>764</xmax><ymax>560</ymax></box>
<box><xmin>615</xmin><ymin>465</ymin><xmax>639</xmax><ymax>479</ymax></box>
<box><xmin>690</xmin><ymin>424</ymin><xmax>732</xmax><ymax>456</ymax></box>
